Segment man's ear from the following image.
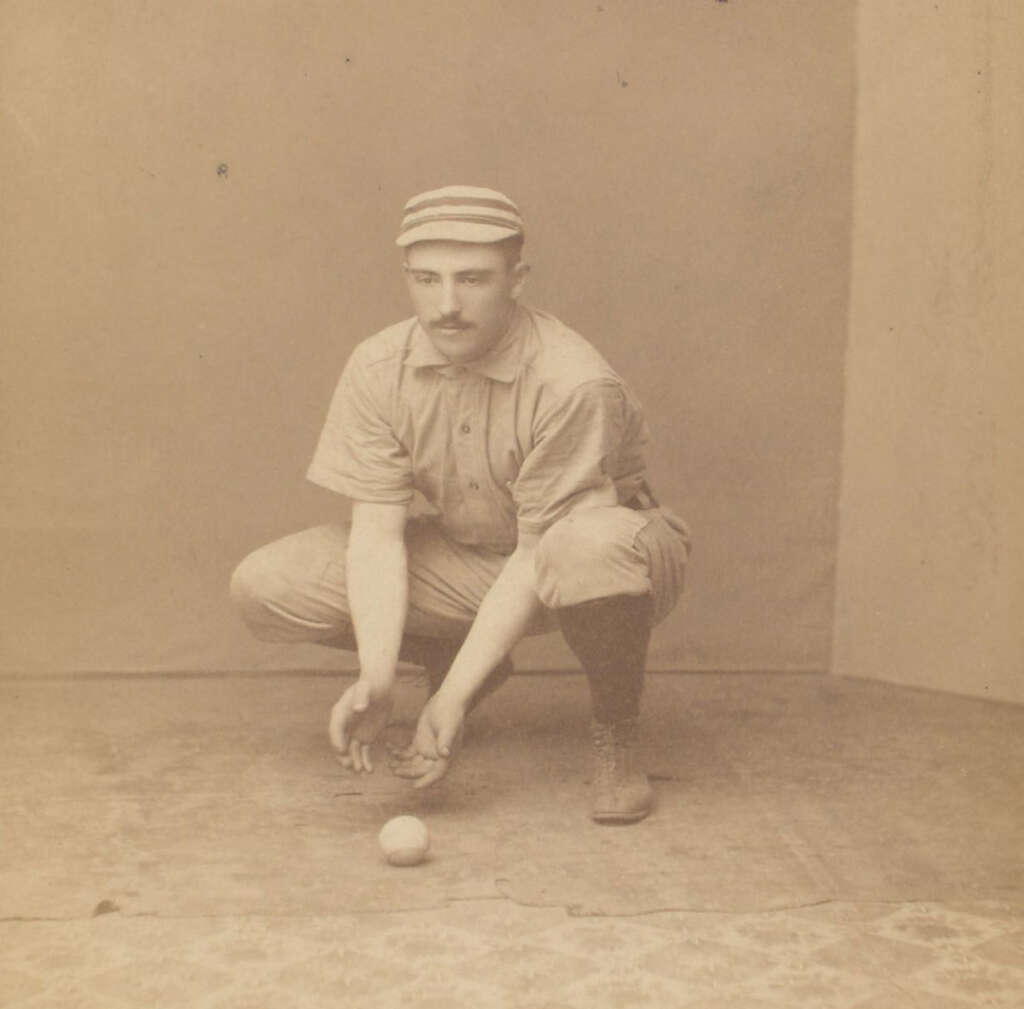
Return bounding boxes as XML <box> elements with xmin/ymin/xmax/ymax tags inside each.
<box><xmin>510</xmin><ymin>261</ymin><xmax>531</xmax><ymax>299</ymax></box>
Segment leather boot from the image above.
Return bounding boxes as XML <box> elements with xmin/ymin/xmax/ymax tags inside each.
<box><xmin>590</xmin><ymin>715</ymin><xmax>654</xmax><ymax>824</ymax></box>
<box><xmin>558</xmin><ymin>594</ymin><xmax>655</xmax><ymax>823</ymax></box>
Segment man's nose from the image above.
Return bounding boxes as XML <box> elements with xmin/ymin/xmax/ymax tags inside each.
<box><xmin>438</xmin><ymin>280</ymin><xmax>461</xmax><ymax>316</ymax></box>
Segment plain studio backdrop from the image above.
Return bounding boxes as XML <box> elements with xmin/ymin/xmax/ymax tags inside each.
<box><xmin>2</xmin><ymin>1</ymin><xmax>1021</xmax><ymax>703</ymax></box>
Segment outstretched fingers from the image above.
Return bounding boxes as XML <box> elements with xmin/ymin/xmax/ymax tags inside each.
<box><xmin>334</xmin><ymin>739</ymin><xmax>371</xmax><ymax>772</ymax></box>
<box><xmin>353</xmin><ymin>740</ymin><xmax>373</xmax><ymax>773</ymax></box>
<box><xmin>412</xmin><ymin>757</ymin><xmax>451</xmax><ymax>789</ymax></box>
<box><xmin>389</xmin><ymin>751</ymin><xmax>451</xmax><ymax>788</ymax></box>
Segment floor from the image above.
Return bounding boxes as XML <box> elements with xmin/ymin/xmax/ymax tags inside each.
<box><xmin>2</xmin><ymin>671</ymin><xmax>1022</xmax><ymax>1008</ymax></box>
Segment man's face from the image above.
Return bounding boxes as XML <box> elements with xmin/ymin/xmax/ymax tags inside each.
<box><xmin>403</xmin><ymin>240</ymin><xmax>527</xmax><ymax>364</ymax></box>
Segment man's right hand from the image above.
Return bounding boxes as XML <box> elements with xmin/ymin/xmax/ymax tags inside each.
<box><xmin>329</xmin><ymin>679</ymin><xmax>394</xmax><ymax>773</ymax></box>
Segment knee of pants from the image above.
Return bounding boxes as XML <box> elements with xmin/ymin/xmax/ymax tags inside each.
<box><xmin>534</xmin><ymin>509</ymin><xmax>651</xmax><ymax>610</ymax></box>
<box><xmin>229</xmin><ymin>547</ymin><xmax>300</xmax><ymax>642</ymax></box>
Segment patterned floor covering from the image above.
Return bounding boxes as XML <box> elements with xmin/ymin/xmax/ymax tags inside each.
<box><xmin>2</xmin><ymin>672</ymin><xmax>1021</xmax><ymax>1007</ymax></box>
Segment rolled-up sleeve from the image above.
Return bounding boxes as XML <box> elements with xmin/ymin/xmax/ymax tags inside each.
<box><xmin>513</xmin><ymin>379</ymin><xmax>626</xmax><ymax>535</ymax></box>
<box><xmin>306</xmin><ymin>345</ymin><xmax>413</xmax><ymax>504</ymax></box>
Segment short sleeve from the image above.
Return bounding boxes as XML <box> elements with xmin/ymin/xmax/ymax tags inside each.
<box><xmin>513</xmin><ymin>380</ymin><xmax>625</xmax><ymax>535</ymax></box>
<box><xmin>305</xmin><ymin>346</ymin><xmax>413</xmax><ymax>504</ymax></box>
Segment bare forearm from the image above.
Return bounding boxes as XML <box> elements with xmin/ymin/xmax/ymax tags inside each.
<box><xmin>439</xmin><ymin>542</ymin><xmax>542</xmax><ymax>707</ymax></box>
<box><xmin>346</xmin><ymin>534</ymin><xmax>408</xmax><ymax>689</ymax></box>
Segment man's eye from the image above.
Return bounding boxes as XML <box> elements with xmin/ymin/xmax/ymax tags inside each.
<box><xmin>415</xmin><ymin>275</ymin><xmax>437</xmax><ymax>285</ymax></box>
<box><xmin>461</xmin><ymin>276</ymin><xmax>482</xmax><ymax>285</ymax></box>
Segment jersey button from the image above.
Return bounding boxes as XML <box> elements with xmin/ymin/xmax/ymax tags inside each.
<box><xmin>468</xmin><ymin>480</ymin><xmax>479</xmax><ymax>490</ymax></box>
<box><xmin>460</xmin><ymin>423</ymin><xmax>471</xmax><ymax>434</ymax></box>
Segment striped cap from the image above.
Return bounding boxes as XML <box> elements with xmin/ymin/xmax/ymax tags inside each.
<box><xmin>396</xmin><ymin>185</ymin><xmax>524</xmax><ymax>247</ymax></box>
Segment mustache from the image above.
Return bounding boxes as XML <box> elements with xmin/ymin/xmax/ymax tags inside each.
<box><xmin>432</xmin><ymin>317</ymin><xmax>471</xmax><ymax>329</ymax></box>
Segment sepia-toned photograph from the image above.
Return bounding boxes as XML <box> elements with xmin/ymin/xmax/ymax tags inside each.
<box><xmin>2</xmin><ymin>1</ymin><xmax>1021</xmax><ymax>1006</ymax></box>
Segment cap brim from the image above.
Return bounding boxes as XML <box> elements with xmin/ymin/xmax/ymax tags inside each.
<box><xmin>396</xmin><ymin>220</ymin><xmax>521</xmax><ymax>247</ymax></box>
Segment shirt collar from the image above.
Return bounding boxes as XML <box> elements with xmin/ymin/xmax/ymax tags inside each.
<box><xmin>405</xmin><ymin>306</ymin><xmax>525</xmax><ymax>383</ymax></box>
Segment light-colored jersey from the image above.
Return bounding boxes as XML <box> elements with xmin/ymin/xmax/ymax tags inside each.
<box><xmin>307</xmin><ymin>305</ymin><xmax>651</xmax><ymax>553</ymax></box>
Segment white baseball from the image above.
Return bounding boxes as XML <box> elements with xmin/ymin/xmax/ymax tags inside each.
<box><xmin>378</xmin><ymin>815</ymin><xmax>430</xmax><ymax>866</ymax></box>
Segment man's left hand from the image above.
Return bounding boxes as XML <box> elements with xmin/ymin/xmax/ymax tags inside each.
<box><xmin>388</xmin><ymin>692</ymin><xmax>465</xmax><ymax>789</ymax></box>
